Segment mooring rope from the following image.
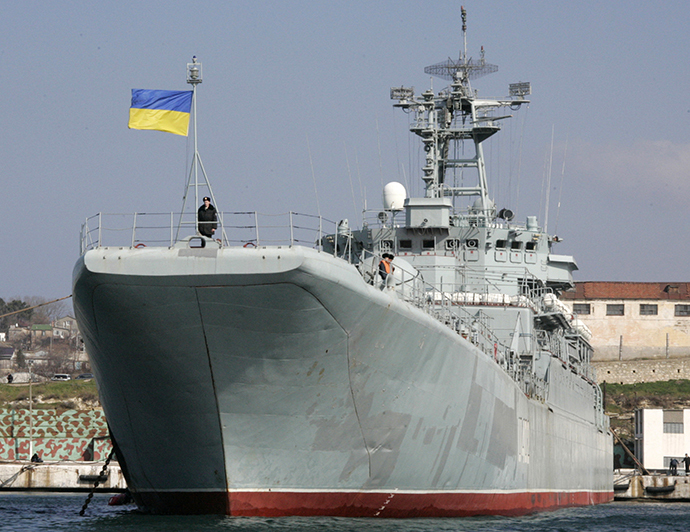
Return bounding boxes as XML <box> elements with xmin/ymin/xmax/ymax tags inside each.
<box><xmin>0</xmin><ymin>464</ymin><xmax>36</xmax><ymax>488</ymax></box>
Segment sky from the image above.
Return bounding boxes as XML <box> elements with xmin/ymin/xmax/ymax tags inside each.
<box><xmin>2</xmin><ymin>0</ymin><xmax>690</xmax><ymax>303</ymax></box>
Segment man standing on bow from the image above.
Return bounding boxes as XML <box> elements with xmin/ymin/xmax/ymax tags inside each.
<box><xmin>198</xmin><ymin>196</ymin><xmax>218</xmax><ymax>238</ymax></box>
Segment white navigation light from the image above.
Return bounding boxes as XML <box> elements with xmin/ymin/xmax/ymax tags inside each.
<box><xmin>187</xmin><ymin>56</ymin><xmax>202</xmax><ymax>84</ymax></box>
<box><xmin>383</xmin><ymin>182</ymin><xmax>407</xmax><ymax>211</ymax></box>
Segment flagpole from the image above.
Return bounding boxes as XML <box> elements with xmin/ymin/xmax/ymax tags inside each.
<box><xmin>176</xmin><ymin>57</ymin><xmax>227</xmax><ymax>244</ymax></box>
<box><xmin>192</xmin><ymin>76</ymin><xmax>199</xmax><ymax>213</ymax></box>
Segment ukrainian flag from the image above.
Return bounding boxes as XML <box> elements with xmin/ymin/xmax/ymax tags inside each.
<box><xmin>128</xmin><ymin>89</ymin><xmax>193</xmax><ymax>136</ymax></box>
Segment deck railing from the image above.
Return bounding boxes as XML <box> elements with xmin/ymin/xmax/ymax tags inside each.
<box><xmin>79</xmin><ymin>211</ymin><xmax>337</xmax><ymax>255</ymax></box>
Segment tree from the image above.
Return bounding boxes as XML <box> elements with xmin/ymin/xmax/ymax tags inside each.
<box><xmin>15</xmin><ymin>349</ymin><xmax>25</xmax><ymax>369</ymax></box>
<box><xmin>0</xmin><ymin>298</ymin><xmax>33</xmax><ymax>334</ymax></box>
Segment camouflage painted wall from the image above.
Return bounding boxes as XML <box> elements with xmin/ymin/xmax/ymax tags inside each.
<box><xmin>0</xmin><ymin>408</ymin><xmax>112</xmax><ymax>461</ymax></box>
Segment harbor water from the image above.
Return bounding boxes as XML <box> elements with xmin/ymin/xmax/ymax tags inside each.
<box><xmin>0</xmin><ymin>495</ymin><xmax>689</xmax><ymax>532</ymax></box>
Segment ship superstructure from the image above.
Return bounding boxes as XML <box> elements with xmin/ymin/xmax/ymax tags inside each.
<box><xmin>73</xmin><ymin>8</ymin><xmax>612</xmax><ymax>516</ymax></box>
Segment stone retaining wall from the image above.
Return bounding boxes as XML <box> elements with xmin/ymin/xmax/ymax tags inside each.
<box><xmin>593</xmin><ymin>358</ymin><xmax>690</xmax><ymax>385</ymax></box>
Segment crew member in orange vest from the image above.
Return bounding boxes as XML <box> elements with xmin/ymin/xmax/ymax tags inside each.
<box><xmin>378</xmin><ymin>253</ymin><xmax>395</xmax><ymax>282</ymax></box>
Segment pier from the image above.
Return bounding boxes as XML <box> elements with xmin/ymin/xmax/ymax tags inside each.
<box><xmin>0</xmin><ymin>461</ymin><xmax>125</xmax><ymax>491</ymax></box>
<box><xmin>615</xmin><ymin>470</ymin><xmax>690</xmax><ymax>501</ymax></box>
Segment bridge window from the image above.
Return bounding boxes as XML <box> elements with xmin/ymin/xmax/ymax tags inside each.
<box><xmin>422</xmin><ymin>239</ymin><xmax>435</xmax><ymax>249</ymax></box>
<box><xmin>510</xmin><ymin>241</ymin><xmax>522</xmax><ymax>251</ymax></box>
<box><xmin>399</xmin><ymin>240</ymin><xmax>412</xmax><ymax>250</ymax></box>
<box><xmin>495</xmin><ymin>239</ymin><xmax>507</xmax><ymax>249</ymax></box>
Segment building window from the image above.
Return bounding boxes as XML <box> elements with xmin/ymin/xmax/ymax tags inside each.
<box><xmin>606</xmin><ymin>304</ymin><xmax>624</xmax><ymax>316</ymax></box>
<box><xmin>664</xmin><ymin>423</ymin><xmax>684</xmax><ymax>434</ymax></box>
<box><xmin>675</xmin><ymin>305</ymin><xmax>690</xmax><ymax>317</ymax></box>
<box><xmin>640</xmin><ymin>304</ymin><xmax>658</xmax><ymax>316</ymax></box>
<box><xmin>664</xmin><ymin>410</ymin><xmax>684</xmax><ymax>433</ymax></box>
<box><xmin>573</xmin><ymin>303</ymin><xmax>591</xmax><ymax>315</ymax></box>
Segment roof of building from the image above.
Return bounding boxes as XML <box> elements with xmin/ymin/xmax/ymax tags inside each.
<box><xmin>562</xmin><ymin>282</ymin><xmax>690</xmax><ymax>301</ymax></box>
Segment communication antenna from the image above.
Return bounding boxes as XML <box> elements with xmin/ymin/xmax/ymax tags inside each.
<box><xmin>176</xmin><ymin>56</ymin><xmax>227</xmax><ymax>243</ymax></box>
<box><xmin>423</xmin><ymin>6</ymin><xmax>498</xmax><ymax>82</ymax></box>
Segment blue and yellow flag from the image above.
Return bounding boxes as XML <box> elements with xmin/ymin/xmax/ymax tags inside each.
<box><xmin>128</xmin><ymin>89</ymin><xmax>193</xmax><ymax>136</ymax></box>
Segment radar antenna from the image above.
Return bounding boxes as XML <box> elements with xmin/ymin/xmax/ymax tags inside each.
<box><xmin>423</xmin><ymin>6</ymin><xmax>497</xmax><ymax>81</ymax></box>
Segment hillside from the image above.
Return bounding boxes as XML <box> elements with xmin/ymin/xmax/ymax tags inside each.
<box><xmin>0</xmin><ymin>380</ymin><xmax>101</xmax><ymax>410</ymax></box>
<box><xmin>604</xmin><ymin>380</ymin><xmax>690</xmax><ymax>441</ymax></box>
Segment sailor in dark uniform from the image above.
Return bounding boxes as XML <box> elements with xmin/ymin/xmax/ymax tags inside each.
<box><xmin>197</xmin><ymin>196</ymin><xmax>218</xmax><ymax>237</ymax></box>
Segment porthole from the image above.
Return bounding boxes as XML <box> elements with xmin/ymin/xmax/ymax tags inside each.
<box><xmin>445</xmin><ymin>239</ymin><xmax>461</xmax><ymax>251</ymax></box>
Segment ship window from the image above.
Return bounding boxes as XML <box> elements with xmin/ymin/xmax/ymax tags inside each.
<box><xmin>675</xmin><ymin>305</ymin><xmax>690</xmax><ymax>317</ymax></box>
<box><xmin>573</xmin><ymin>304</ymin><xmax>590</xmax><ymax>315</ymax></box>
<box><xmin>445</xmin><ymin>238</ymin><xmax>460</xmax><ymax>251</ymax></box>
<box><xmin>510</xmin><ymin>241</ymin><xmax>522</xmax><ymax>250</ymax></box>
<box><xmin>495</xmin><ymin>239</ymin><xmax>507</xmax><ymax>249</ymax></box>
<box><xmin>380</xmin><ymin>240</ymin><xmax>393</xmax><ymax>252</ymax></box>
<box><xmin>422</xmin><ymin>239</ymin><xmax>435</xmax><ymax>249</ymax></box>
<box><xmin>399</xmin><ymin>239</ymin><xmax>412</xmax><ymax>250</ymax></box>
<box><xmin>606</xmin><ymin>304</ymin><xmax>624</xmax><ymax>316</ymax></box>
<box><xmin>465</xmin><ymin>239</ymin><xmax>479</xmax><ymax>249</ymax></box>
<box><xmin>525</xmin><ymin>241</ymin><xmax>537</xmax><ymax>251</ymax></box>
<box><xmin>640</xmin><ymin>304</ymin><xmax>658</xmax><ymax>316</ymax></box>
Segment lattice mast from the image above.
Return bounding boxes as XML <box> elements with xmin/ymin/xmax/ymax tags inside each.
<box><xmin>392</xmin><ymin>6</ymin><xmax>529</xmax><ymax>218</ymax></box>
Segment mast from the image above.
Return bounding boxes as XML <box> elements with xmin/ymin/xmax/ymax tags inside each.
<box><xmin>176</xmin><ymin>57</ymin><xmax>227</xmax><ymax>243</ymax></box>
<box><xmin>391</xmin><ymin>7</ymin><xmax>530</xmax><ymax>221</ymax></box>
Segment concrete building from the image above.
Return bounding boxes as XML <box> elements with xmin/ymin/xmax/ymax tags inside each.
<box><xmin>635</xmin><ymin>408</ymin><xmax>690</xmax><ymax>471</ymax></box>
<box><xmin>562</xmin><ymin>282</ymin><xmax>690</xmax><ymax>362</ymax></box>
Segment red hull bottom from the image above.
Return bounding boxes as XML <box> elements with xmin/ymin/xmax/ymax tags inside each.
<box><xmin>133</xmin><ymin>490</ymin><xmax>614</xmax><ymax>517</ymax></box>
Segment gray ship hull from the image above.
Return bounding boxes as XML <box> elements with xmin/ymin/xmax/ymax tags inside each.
<box><xmin>73</xmin><ymin>244</ymin><xmax>612</xmax><ymax>516</ymax></box>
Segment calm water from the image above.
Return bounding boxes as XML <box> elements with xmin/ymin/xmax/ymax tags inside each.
<box><xmin>0</xmin><ymin>495</ymin><xmax>687</xmax><ymax>532</ymax></box>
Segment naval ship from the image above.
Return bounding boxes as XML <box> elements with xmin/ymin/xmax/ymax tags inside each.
<box><xmin>73</xmin><ymin>9</ymin><xmax>612</xmax><ymax>516</ymax></box>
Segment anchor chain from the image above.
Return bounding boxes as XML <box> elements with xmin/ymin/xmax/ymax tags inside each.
<box><xmin>79</xmin><ymin>448</ymin><xmax>114</xmax><ymax>516</ymax></box>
